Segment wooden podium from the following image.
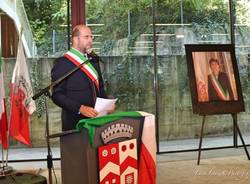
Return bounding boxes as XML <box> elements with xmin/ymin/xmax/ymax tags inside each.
<box><xmin>60</xmin><ymin>117</ymin><xmax>144</xmax><ymax>184</ymax></box>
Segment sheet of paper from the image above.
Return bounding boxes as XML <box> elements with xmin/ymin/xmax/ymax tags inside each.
<box><xmin>94</xmin><ymin>97</ymin><xmax>117</xmax><ymax>117</ymax></box>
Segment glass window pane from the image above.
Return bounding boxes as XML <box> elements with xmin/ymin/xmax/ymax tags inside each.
<box><xmin>86</xmin><ymin>0</ymin><xmax>155</xmax><ymax>113</ymax></box>
<box><xmin>4</xmin><ymin>0</ymin><xmax>69</xmax><ymax>160</ymax></box>
<box><xmin>156</xmin><ymin>0</ymin><xmax>234</xmax><ymax>152</ymax></box>
<box><xmin>23</xmin><ymin>0</ymin><xmax>68</xmax><ymax>57</ymax></box>
<box><xmin>4</xmin><ymin>0</ymin><xmax>250</xmax><ymax>161</ymax></box>
<box><xmin>235</xmin><ymin>0</ymin><xmax>250</xmax><ymax>146</ymax></box>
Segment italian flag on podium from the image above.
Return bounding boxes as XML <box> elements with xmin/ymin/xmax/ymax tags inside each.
<box><xmin>76</xmin><ymin>111</ymin><xmax>156</xmax><ymax>184</ymax></box>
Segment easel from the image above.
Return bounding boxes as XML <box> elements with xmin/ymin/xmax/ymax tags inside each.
<box><xmin>197</xmin><ymin>113</ymin><xmax>250</xmax><ymax>165</ymax></box>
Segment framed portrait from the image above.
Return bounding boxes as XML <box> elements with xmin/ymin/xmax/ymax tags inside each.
<box><xmin>185</xmin><ymin>44</ymin><xmax>245</xmax><ymax>115</ymax></box>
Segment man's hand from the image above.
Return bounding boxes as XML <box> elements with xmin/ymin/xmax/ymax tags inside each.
<box><xmin>107</xmin><ymin>104</ymin><xmax>116</xmax><ymax>114</ymax></box>
<box><xmin>79</xmin><ymin>105</ymin><xmax>98</xmax><ymax>118</ymax></box>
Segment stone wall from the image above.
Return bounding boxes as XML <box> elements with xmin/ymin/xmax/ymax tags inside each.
<box><xmin>2</xmin><ymin>54</ymin><xmax>250</xmax><ymax>147</ymax></box>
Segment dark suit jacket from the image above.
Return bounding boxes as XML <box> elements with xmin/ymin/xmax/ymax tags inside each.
<box><xmin>51</xmin><ymin>53</ymin><xmax>106</xmax><ymax>130</ymax></box>
<box><xmin>208</xmin><ymin>72</ymin><xmax>234</xmax><ymax>101</ymax></box>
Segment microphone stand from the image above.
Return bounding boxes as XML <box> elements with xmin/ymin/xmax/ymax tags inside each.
<box><xmin>32</xmin><ymin>59</ymin><xmax>90</xmax><ymax>184</ymax></box>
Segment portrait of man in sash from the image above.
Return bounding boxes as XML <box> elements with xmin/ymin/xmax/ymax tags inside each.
<box><xmin>207</xmin><ymin>58</ymin><xmax>235</xmax><ymax>101</ymax></box>
<box><xmin>185</xmin><ymin>44</ymin><xmax>244</xmax><ymax>115</ymax></box>
<box><xmin>192</xmin><ymin>51</ymin><xmax>238</xmax><ymax>103</ymax></box>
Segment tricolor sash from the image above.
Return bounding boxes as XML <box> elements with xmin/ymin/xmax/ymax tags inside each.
<box><xmin>210</xmin><ymin>74</ymin><xmax>230</xmax><ymax>101</ymax></box>
<box><xmin>64</xmin><ymin>48</ymin><xmax>99</xmax><ymax>89</ymax></box>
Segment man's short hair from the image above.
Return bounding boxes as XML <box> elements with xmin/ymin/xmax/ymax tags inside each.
<box><xmin>72</xmin><ymin>24</ymin><xmax>88</xmax><ymax>37</ymax></box>
<box><xmin>209</xmin><ymin>58</ymin><xmax>219</xmax><ymax>66</ymax></box>
<box><xmin>72</xmin><ymin>27</ymin><xmax>80</xmax><ymax>37</ymax></box>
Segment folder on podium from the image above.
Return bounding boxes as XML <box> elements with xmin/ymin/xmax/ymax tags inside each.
<box><xmin>60</xmin><ymin>111</ymin><xmax>156</xmax><ymax>184</ymax></box>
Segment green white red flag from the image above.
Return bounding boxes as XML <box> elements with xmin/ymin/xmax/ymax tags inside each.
<box><xmin>0</xmin><ymin>54</ymin><xmax>8</xmax><ymax>149</ymax></box>
<box><xmin>9</xmin><ymin>38</ymin><xmax>36</xmax><ymax>146</ymax></box>
<box><xmin>137</xmin><ymin>111</ymin><xmax>156</xmax><ymax>184</ymax></box>
<box><xmin>76</xmin><ymin>111</ymin><xmax>156</xmax><ymax>184</ymax></box>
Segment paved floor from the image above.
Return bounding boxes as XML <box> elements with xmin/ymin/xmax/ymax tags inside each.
<box><xmin>1</xmin><ymin>135</ymin><xmax>250</xmax><ymax>183</ymax></box>
<box><xmin>2</xmin><ymin>147</ymin><xmax>249</xmax><ymax>184</ymax></box>
<box><xmin>157</xmin><ymin>152</ymin><xmax>250</xmax><ymax>184</ymax></box>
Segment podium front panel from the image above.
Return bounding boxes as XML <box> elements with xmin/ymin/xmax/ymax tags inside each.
<box><xmin>60</xmin><ymin>117</ymin><xmax>144</xmax><ymax>184</ymax></box>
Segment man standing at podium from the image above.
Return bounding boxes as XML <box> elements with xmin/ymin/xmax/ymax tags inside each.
<box><xmin>51</xmin><ymin>24</ymin><xmax>113</xmax><ymax>130</ymax></box>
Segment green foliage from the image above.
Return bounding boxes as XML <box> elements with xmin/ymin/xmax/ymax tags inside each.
<box><xmin>30</xmin><ymin>60</ymin><xmax>46</xmax><ymax>118</ymax></box>
<box><xmin>86</xmin><ymin>0</ymin><xmax>105</xmax><ymax>22</ymax></box>
<box><xmin>23</xmin><ymin>0</ymin><xmax>67</xmax><ymax>56</ymax></box>
<box><xmin>183</xmin><ymin>1</ymin><xmax>230</xmax><ymax>41</ymax></box>
<box><xmin>23</xmin><ymin>0</ymin><xmax>250</xmax><ymax>56</ymax></box>
<box><xmin>52</xmin><ymin>1</ymin><xmax>68</xmax><ymax>23</ymax></box>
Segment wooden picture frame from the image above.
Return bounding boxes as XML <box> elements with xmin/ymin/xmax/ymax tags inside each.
<box><xmin>185</xmin><ymin>44</ymin><xmax>245</xmax><ymax>115</ymax></box>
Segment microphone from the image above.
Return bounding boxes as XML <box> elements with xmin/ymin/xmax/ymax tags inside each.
<box><xmin>87</xmin><ymin>50</ymin><xmax>104</xmax><ymax>65</ymax></box>
<box><xmin>89</xmin><ymin>51</ymin><xmax>99</xmax><ymax>57</ymax></box>
<box><xmin>86</xmin><ymin>49</ymin><xmax>99</xmax><ymax>57</ymax></box>
<box><xmin>87</xmin><ymin>50</ymin><xmax>98</xmax><ymax>58</ymax></box>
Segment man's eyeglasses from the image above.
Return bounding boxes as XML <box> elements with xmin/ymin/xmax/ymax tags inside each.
<box><xmin>78</xmin><ymin>35</ymin><xmax>94</xmax><ymax>39</ymax></box>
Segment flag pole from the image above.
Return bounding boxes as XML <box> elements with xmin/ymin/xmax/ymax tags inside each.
<box><xmin>1</xmin><ymin>147</ymin><xmax>3</xmax><ymax>175</ymax></box>
<box><xmin>0</xmin><ymin>51</ymin><xmax>12</xmax><ymax>176</ymax></box>
<box><xmin>5</xmin><ymin>147</ymin><xmax>10</xmax><ymax>167</ymax></box>
<box><xmin>3</xmin><ymin>97</ymin><xmax>11</xmax><ymax>172</ymax></box>
<box><xmin>0</xmin><ymin>148</ymin><xmax>12</xmax><ymax>175</ymax></box>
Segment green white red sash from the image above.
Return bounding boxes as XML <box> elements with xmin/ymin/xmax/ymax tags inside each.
<box><xmin>210</xmin><ymin>74</ymin><xmax>230</xmax><ymax>101</ymax></box>
<box><xmin>64</xmin><ymin>48</ymin><xmax>99</xmax><ymax>89</ymax></box>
